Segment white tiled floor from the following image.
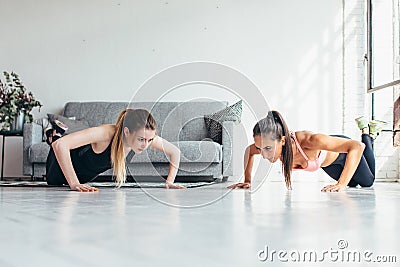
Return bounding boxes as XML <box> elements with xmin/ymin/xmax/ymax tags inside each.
<box><xmin>1</xmin><ymin>180</ymin><xmax>399</xmax><ymax>267</ymax></box>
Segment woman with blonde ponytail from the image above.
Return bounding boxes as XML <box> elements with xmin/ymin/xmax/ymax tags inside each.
<box><xmin>46</xmin><ymin>109</ymin><xmax>184</xmax><ymax>192</ymax></box>
<box><xmin>229</xmin><ymin>110</ymin><xmax>382</xmax><ymax>192</ymax></box>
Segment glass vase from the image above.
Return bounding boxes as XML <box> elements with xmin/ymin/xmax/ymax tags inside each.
<box><xmin>10</xmin><ymin>111</ymin><xmax>25</xmax><ymax>131</ymax></box>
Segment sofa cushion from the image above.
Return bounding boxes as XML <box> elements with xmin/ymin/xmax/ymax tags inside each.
<box><xmin>61</xmin><ymin>101</ymin><xmax>228</xmax><ymax>141</ymax></box>
<box><xmin>204</xmin><ymin>100</ymin><xmax>243</xmax><ymax>144</ymax></box>
<box><xmin>62</xmin><ymin>102</ymin><xmax>128</xmax><ymax>126</ymax></box>
<box><xmin>29</xmin><ymin>140</ymin><xmax>222</xmax><ymax>165</ymax></box>
<box><xmin>127</xmin><ymin>102</ymin><xmax>228</xmax><ymax>142</ymax></box>
<box><xmin>29</xmin><ymin>143</ymin><xmax>50</xmax><ymax>163</ymax></box>
<box><xmin>178</xmin><ymin>117</ymin><xmax>209</xmax><ymax>141</ymax></box>
<box><xmin>130</xmin><ymin>141</ymin><xmax>222</xmax><ymax>163</ymax></box>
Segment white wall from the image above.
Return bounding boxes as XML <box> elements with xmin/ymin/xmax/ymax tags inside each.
<box><xmin>1</xmin><ymin>0</ymin><xmax>347</xmax><ymax>179</ymax></box>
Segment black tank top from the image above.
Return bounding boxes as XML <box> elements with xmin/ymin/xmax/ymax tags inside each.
<box><xmin>70</xmin><ymin>141</ymin><xmax>135</xmax><ymax>182</ymax></box>
<box><xmin>70</xmin><ymin>142</ymin><xmax>112</xmax><ymax>181</ymax></box>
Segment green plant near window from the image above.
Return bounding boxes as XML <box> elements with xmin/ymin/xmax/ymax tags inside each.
<box><xmin>0</xmin><ymin>71</ymin><xmax>42</xmax><ymax>131</ymax></box>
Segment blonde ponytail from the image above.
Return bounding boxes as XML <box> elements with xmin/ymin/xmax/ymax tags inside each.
<box><xmin>111</xmin><ymin>110</ymin><xmax>127</xmax><ymax>187</ymax></box>
<box><xmin>111</xmin><ymin>109</ymin><xmax>157</xmax><ymax>187</ymax></box>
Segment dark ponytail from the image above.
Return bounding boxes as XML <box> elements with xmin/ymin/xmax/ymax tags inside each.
<box><xmin>253</xmin><ymin>110</ymin><xmax>293</xmax><ymax>189</ymax></box>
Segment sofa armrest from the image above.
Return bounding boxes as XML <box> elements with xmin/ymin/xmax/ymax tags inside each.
<box><xmin>23</xmin><ymin>122</ymin><xmax>43</xmax><ymax>175</ymax></box>
<box><xmin>23</xmin><ymin>122</ymin><xmax>43</xmax><ymax>148</ymax></box>
<box><xmin>221</xmin><ymin>120</ymin><xmax>234</xmax><ymax>176</ymax></box>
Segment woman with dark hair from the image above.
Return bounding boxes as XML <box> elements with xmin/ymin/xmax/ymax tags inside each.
<box><xmin>46</xmin><ymin>109</ymin><xmax>184</xmax><ymax>192</ymax></box>
<box><xmin>228</xmin><ymin>111</ymin><xmax>385</xmax><ymax>192</ymax></box>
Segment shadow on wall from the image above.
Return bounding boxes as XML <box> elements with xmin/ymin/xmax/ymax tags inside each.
<box><xmin>374</xmin><ymin>107</ymin><xmax>399</xmax><ymax>181</ymax></box>
<box><xmin>393</xmin><ymin>93</ymin><xmax>400</xmax><ymax>146</ymax></box>
<box><xmin>278</xmin><ymin>19</ymin><xmax>342</xmax><ymax>132</ymax></box>
<box><xmin>372</xmin><ymin>87</ymin><xmax>399</xmax><ymax>181</ymax></box>
<box><xmin>375</xmin><ymin>137</ymin><xmax>399</xmax><ymax>181</ymax></box>
<box><xmin>275</xmin><ymin>2</ymin><xmax>367</xmax><ymax>138</ymax></box>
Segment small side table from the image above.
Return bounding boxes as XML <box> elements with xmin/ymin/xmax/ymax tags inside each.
<box><xmin>0</xmin><ymin>130</ymin><xmax>23</xmax><ymax>180</ymax></box>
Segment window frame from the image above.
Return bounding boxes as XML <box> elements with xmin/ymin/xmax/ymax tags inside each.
<box><xmin>366</xmin><ymin>0</ymin><xmax>400</xmax><ymax>94</ymax></box>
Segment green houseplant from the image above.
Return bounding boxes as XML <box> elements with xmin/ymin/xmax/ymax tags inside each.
<box><xmin>0</xmin><ymin>71</ymin><xmax>42</xmax><ymax>131</ymax></box>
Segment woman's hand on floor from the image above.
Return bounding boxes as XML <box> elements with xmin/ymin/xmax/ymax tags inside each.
<box><xmin>70</xmin><ymin>183</ymin><xmax>99</xmax><ymax>192</ymax></box>
<box><xmin>227</xmin><ymin>182</ymin><xmax>251</xmax><ymax>189</ymax></box>
<box><xmin>321</xmin><ymin>183</ymin><xmax>346</xmax><ymax>192</ymax></box>
<box><xmin>165</xmin><ymin>182</ymin><xmax>186</xmax><ymax>189</ymax></box>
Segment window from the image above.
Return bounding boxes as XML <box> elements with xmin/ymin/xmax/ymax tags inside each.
<box><xmin>367</xmin><ymin>0</ymin><xmax>400</xmax><ymax>92</ymax></box>
<box><xmin>367</xmin><ymin>0</ymin><xmax>400</xmax><ymax>146</ymax></box>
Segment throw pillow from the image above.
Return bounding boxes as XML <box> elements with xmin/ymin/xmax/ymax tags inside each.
<box><xmin>47</xmin><ymin>113</ymin><xmax>90</xmax><ymax>134</ymax></box>
<box><xmin>204</xmin><ymin>100</ymin><xmax>242</xmax><ymax>144</ymax></box>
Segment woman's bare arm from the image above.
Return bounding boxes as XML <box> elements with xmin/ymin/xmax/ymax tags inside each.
<box><xmin>51</xmin><ymin>124</ymin><xmax>115</xmax><ymax>191</ymax></box>
<box><xmin>244</xmin><ymin>143</ymin><xmax>261</xmax><ymax>183</ymax></box>
<box><xmin>305</xmin><ymin>133</ymin><xmax>365</xmax><ymax>192</ymax></box>
<box><xmin>228</xmin><ymin>143</ymin><xmax>261</xmax><ymax>189</ymax></box>
<box><xmin>149</xmin><ymin>136</ymin><xmax>184</xmax><ymax>189</ymax></box>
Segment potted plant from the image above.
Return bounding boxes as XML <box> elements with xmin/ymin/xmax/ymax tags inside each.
<box><xmin>0</xmin><ymin>71</ymin><xmax>42</xmax><ymax>131</ymax></box>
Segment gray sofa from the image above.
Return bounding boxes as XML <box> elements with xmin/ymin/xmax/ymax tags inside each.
<box><xmin>23</xmin><ymin>101</ymin><xmax>233</xmax><ymax>182</ymax></box>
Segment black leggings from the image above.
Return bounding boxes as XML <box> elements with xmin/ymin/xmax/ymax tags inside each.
<box><xmin>321</xmin><ymin>134</ymin><xmax>375</xmax><ymax>187</ymax></box>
